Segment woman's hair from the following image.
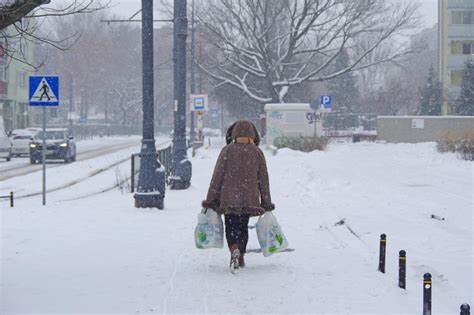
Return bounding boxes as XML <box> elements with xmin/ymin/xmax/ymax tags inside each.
<box><xmin>225</xmin><ymin>120</ymin><xmax>260</xmax><ymax>146</ymax></box>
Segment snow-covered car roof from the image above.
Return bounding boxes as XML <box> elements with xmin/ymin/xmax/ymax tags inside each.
<box><xmin>11</xmin><ymin>129</ymin><xmax>33</xmax><ymax>136</ymax></box>
<box><xmin>264</xmin><ymin>103</ymin><xmax>311</xmax><ymax>111</ymax></box>
<box><xmin>42</xmin><ymin>128</ymin><xmax>69</xmax><ymax>132</ymax></box>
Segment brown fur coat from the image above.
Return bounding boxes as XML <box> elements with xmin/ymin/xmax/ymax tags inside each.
<box><xmin>202</xmin><ymin>120</ymin><xmax>274</xmax><ymax>216</ymax></box>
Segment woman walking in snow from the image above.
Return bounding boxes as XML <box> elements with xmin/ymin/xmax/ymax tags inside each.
<box><xmin>202</xmin><ymin>119</ymin><xmax>274</xmax><ymax>273</ymax></box>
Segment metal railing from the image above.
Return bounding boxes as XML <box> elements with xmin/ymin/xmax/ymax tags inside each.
<box><xmin>130</xmin><ymin>144</ymin><xmax>172</xmax><ymax>193</ymax></box>
<box><xmin>0</xmin><ymin>191</ymin><xmax>14</xmax><ymax>207</ymax></box>
<box><xmin>323</xmin><ymin>112</ymin><xmax>378</xmax><ymax>136</ymax></box>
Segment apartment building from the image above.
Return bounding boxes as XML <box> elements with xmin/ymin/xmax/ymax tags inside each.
<box><xmin>0</xmin><ymin>25</ymin><xmax>35</xmax><ymax>131</ymax></box>
<box><xmin>439</xmin><ymin>0</ymin><xmax>474</xmax><ymax>115</ymax></box>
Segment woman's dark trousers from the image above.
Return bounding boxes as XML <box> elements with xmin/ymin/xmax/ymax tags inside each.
<box><xmin>224</xmin><ymin>214</ymin><xmax>250</xmax><ymax>253</ymax></box>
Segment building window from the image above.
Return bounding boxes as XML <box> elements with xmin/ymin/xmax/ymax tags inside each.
<box><xmin>462</xmin><ymin>43</ymin><xmax>472</xmax><ymax>54</ymax></box>
<box><xmin>451</xmin><ymin>41</ymin><xmax>463</xmax><ymax>54</ymax></box>
<box><xmin>18</xmin><ymin>72</ymin><xmax>27</xmax><ymax>87</ymax></box>
<box><xmin>0</xmin><ymin>43</ymin><xmax>6</xmax><ymax>66</ymax></box>
<box><xmin>450</xmin><ymin>10</ymin><xmax>474</xmax><ymax>24</ymax></box>
<box><xmin>450</xmin><ymin>70</ymin><xmax>463</xmax><ymax>86</ymax></box>
<box><xmin>452</xmin><ymin>11</ymin><xmax>463</xmax><ymax>24</ymax></box>
<box><xmin>462</xmin><ymin>11</ymin><xmax>473</xmax><ymax>24</ymax></box>
<box><xmin>450</xmin><ymin>40</ymin><xmax>474</xmax><ymax>55</ymax></box>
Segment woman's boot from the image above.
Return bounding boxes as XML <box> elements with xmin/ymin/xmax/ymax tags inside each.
<box><xmin>229</xmin><ymin>244</ymin><xmax>240</xmax><ymax>274</ymax></box>
<box><xmin>238</xmin><ymin>253</ymin><xmax>245</xmax><ymax>268</ymax></box>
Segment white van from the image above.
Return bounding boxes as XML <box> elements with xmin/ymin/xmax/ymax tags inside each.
<box><xmin>0</xmin><ymin>116</ymin><xmax>12</xmax><ymax>161</ymax></box>
<box><xmin>264</xmin><ymin>103</ymin><xmax>323</xmax><ymax>146</ymax></box>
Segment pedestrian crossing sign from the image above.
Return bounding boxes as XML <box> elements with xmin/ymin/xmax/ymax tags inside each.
<box><xmin>29</xmin><ymin>76</ymin><xmax>59</xmax><ymax>106</ymax></box>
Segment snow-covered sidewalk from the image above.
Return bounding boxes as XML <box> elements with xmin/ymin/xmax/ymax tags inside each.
<box><xmin>1</xmin><ymin>140</ymin><xmax>472</xmax><ymax>314</ymax></box>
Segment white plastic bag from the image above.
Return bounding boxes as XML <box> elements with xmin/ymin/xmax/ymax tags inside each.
<box><xmin>195</xmin><ymin>208</ymin><xmax>224</xmax><ymax>249</ymax></box>
<box><xmin>256</xmin><ymin>212</ymin><xmax>289</xmax><ymax>257</ymax></box>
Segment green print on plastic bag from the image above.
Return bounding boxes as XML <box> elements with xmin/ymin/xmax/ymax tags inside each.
<box><xmin>268</xmin><ymin>245</ymin><xmax>277</xmax><ymax>253</ymax></box>
<box><xmin>198</xmin><ymin>231</ymin><xmax>207</xmax><ymax>242</ymax></box>
<box><xmin>275</xmin><ymin>234</ymin><xmax>283</xmax><ymax>246</ymax></box>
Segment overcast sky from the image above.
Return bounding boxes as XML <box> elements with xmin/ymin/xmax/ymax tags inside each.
<box><xmin>107</xmin><ymin>0</ymin><xmax>439</xmax><ymax>28</ymax></box>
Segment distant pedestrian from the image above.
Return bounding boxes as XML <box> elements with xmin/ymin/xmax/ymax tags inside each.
<box><xmin>202</xmin><ymin>119</ymin><xmax>274</xmax><ymax>273</ymax></box>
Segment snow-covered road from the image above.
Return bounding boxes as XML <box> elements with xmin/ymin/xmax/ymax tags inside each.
<box><xmin>1</xmin><ymin>139</ymin><xmax>472</xmax><ymax>314</ymax></box>
<box><xmin>0</xmin><ymin>137</ymin><xmax>144</xmax><ymax>181</ymax></box>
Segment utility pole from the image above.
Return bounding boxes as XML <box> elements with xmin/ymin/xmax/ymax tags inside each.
<box><xmin>189</xmin><ymin>0</ymin><xmax>196</xmax><ymax>145</ymax></box>
<box><xmin>134</xmin><ymin>0</ymin><xmax>165</xmax><ymax>209</ymax></box>
<box><xmin>69</xmin><ymin>73</ymin><xmax>73</xmax><ymax>127</ymax></box>
<box><xmin>170</xmin><ymin>0</ymin><xmax>192</xmax><ymax>190</ymax></box>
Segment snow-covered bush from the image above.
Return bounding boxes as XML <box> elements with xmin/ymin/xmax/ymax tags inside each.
<box><xmin>274</xmin><ymin>136</ymin><xmax>328</xmax><ymax>152</ymax></box>
<box><xmin>437</xmin><ymin>130</ymin><xmax>474</xmax><ymax>161</ymax></box>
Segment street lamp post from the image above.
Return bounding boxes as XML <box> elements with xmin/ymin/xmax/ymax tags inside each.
<box><xmin>170</xmin><ymin>0</ymin><xmax>192</xmax><ymax>190</ymax></box>
<box><xmin>134</xmin><ymin>0</ymin><xmax>165</xmax><ymax>209</ymax></box>
<box><xmin>189</xmin><ymin>0</ymin><xmax>196</xmax><ymax>145</ymax></box>
<box><xmin>69</xmin><ymin>73</ymin><xmax>73</xmax><ymax>127</ymax></box>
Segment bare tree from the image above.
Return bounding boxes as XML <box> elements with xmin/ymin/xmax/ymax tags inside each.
<box><xmin>0</xmin><ymin>0</ymin><xmax>50</xmax><ymax>30</ymax></box>
<box><xmin>197</xmin><ymin>0</ymin><xmax>420</xmax><ymax>104</ymax></box>
<box><xmin>0</xmin><ymin>0</ymin><xmax>110</xmax><ymax>68</ymax></box>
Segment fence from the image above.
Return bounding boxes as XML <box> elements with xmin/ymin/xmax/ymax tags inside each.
<box><xmin>0</xmin><ymin>191</ymin><xmax>14</xmax><ymax>207</ymax></box>
<box><xmin>130</xmin><ymin>145</ymin><xmax>172</xmax><ymax>193</ymax></box>
<box><xmin>323</xmin><ymin>113</ymin><xmax>377</xmax><ymax>135</ymax></box>
<box><xmin>323</xmin><ymin>113</ymin><xmax>378</xmax><ymax>142</ymax></box>
<box><xmin>35</xmin><ymin>123</ymin><xmax>142</xmax><ymax>140</ymax></box>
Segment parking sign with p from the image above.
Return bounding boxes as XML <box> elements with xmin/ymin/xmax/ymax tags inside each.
<box><xmin>320</xmin><ymin>95</ymin><xmax>332</xmax><ymax>109</ymax></box>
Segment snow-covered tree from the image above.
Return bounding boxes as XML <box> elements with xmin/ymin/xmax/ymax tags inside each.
<box><xmin>455</xmin><ymin>60</ymin><xmax>474</xmax><ymax>116</ymax></box>
<box><xmin>197</xmin><ymin>0</ymin><xmax>420</xmax><ymax>104</ymax></box>
<box><xmin>419</xmin><ymin>65</ymin><xmax>442</xmax><ymax>116</ymax></box>
<box><xmin>325</xmin><ymin>48</ymin><xmax>361</xmax><ymax>113</ymax></box>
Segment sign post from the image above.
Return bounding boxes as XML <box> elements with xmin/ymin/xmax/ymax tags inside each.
<box><xmin>191</xmin><ymin>94</ymin><xmax>208</xmax><ymax>141</ymax></box>
<box><xmin>29</xmin><ymin>76</ymin><xmax>60</xmax><ymax>206</ymax></box>
<box><xmin>310</xmin><ymin>99</ymin><xmax>319</xmax><ymax>137</ymax></box>
<box><xmin>320</xmin><ymin>95</ymin><xmax>332</xmax><ymax>136</ymax></box>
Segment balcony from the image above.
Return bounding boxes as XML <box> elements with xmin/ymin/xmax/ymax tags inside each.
<box><xmin>448</xmin><ymin>54</ymin><xmax>474</xmax><ymax>68</ymax></box>
<box><xmin>448</xmin><ymin>0</ymin><xmax>474</xmax><ymax>9</ymax></box>
<box><xmin>0</xmin><ymin>80</ymin><xmax>7</xmax><ymax>98</ymax></box>
<box><xmin>448</xmin><ymin>24</ymin><xmax>474</xmax><ymax>38</ymax></box>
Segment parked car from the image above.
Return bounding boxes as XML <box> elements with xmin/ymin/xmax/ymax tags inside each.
<box><xmin>29</xmin><ymin>128</ymin><xmax>76</xmax><ymax>164</ymax></box>
<box><xmin>12</xmin><ymin>134</ymin><xmax>35</xmax><ymax>156</ymax></box>
<box><xmin>26</xmin><ymin>127</ymin><xmax>42</xmax><ymax>133</ymax></box>
<box><xmin>0</xmin><ymin>117</ymin><xmax>12</xmax><ymax>161</ymax></box>
<box><xmin>10</xmin><ymin>128</ymin><xmax>32</xmax><ymax>137</ymax></box>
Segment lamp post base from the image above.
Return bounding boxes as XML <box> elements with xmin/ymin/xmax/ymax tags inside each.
<box><xmin>169</xmin><ymin>159</ymin><xmax>192</xmax><ymax>190</ymax></box>
<box><xmin>134</xmin><ymin>193</ymin><xmax>164</xmax><ymax>209</ymax></box>
<box><xmin>169</xmin><ymin>178</ymin><xmax>191</xmax><ymax>190</ymax></box>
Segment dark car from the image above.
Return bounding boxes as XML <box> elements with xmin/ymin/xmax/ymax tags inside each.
<box><xmin>29</xmin><ymin>128</ymin><xmax>76</xmax><ymax>164</ymax></box>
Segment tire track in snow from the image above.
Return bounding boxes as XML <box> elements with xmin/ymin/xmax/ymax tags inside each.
<box><xmin>161</xmin><ymin>249</ymin><xmax>185</xmax><ymax>314</ymax></box>
<box><xmin>14</xmin><ymin>156</ymin><xmax>131</xmax><ymax>199</ymax></box>
<box><xmin>5</xmin><ymin>141</ymin><xmax>170</xmax><ymax>202</ymax></box>
<box><xmin>202</xmin><ymin>250</ymin><xmax>212</xmax><ymax>314</ymax></box>
<box><xmin>0</xmin><ymin>141</ymin><xmax>138</xmax><ymax>181</ymax></box>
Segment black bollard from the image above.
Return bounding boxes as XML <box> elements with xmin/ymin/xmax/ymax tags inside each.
<box><xmin>423</xmin><ymin>273</ymin><xmax>432</xmax><ymax>315</ymax></box>
<box><xmin>378</xmin><ymin>234</ymin><xmax>386</xmax><ymax>273</ymax></box>
<box><xmin>10</xmin><ymin>191</ymin><xmax>13</xmax><ymax>207</ymax></box>
<box><xmin>398</xmin><ymin>250</ymin><xmax>406</xmax><ymax>289</ymax></box>
<box><xmin>460</xmin><ymin>304</ymin><xmax>470</xmax><ymax>315</ymax></box>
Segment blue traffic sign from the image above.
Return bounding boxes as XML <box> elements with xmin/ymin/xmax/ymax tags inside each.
<box><xmin>209</xmin><ymin>108</ymin><xmax>219</xmax><ymax>118</ymax></box>
<box><xmin>320</xmin><ymin>95</ymin><xmax>332</xmax><ymax>108</ymax></box>
<box><xmin>194</xmin><ymin>97</ymin><xmax>205</xmax><ymax>110</ymax></box>
<box><xmin>29</xmin><ymin>76</ymin><xmax>59</xmax><ymax>106</ymax></box>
